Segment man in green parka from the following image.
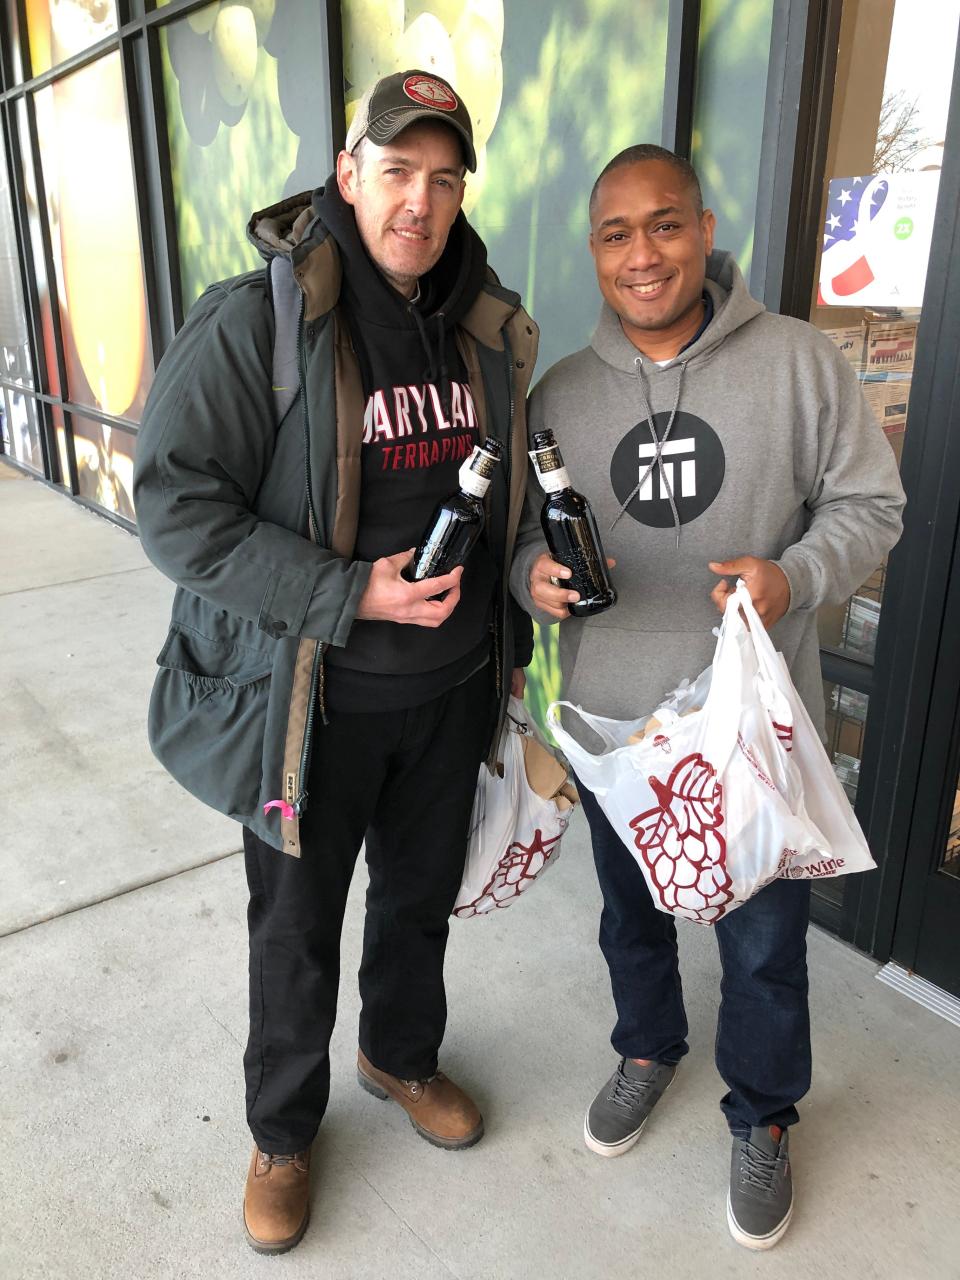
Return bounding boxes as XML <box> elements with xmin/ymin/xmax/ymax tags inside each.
<box><xmin>134</xmin><ymin>68</ymin><xmax>537</xmax><ymax>1255</ymax></box>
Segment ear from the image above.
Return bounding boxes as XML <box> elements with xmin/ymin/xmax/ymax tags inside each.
<box><xmin>337</xmin><ymin>150</ymin><xmax>359</xmax><ymax>205</ymax></box>
<box><xmin>701</xmin><ymin>208</ymin><xmax>716</xmax><ymax>256</ymax></box>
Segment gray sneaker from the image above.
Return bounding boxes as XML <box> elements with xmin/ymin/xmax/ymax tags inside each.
<box><xmin>727</xmin><ymin>1126</ymin><xmax>794</xmax><ymax>1250</ymax></box>
<box><xmin>583</xmin><ymin>1058</ymin><xmax>676</xmax><ymax>1157</ymax></box>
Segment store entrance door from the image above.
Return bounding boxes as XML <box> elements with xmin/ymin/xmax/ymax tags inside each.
<box><xmin>833</xmin><ymin>6</ymin><xmax>960</xmax><ymax>999</ymax></box>
<box><xmin>803</xmin><ymin>0</ymin><xmax>960</xmax><ymax>999</ymax></box>
<box><xmin>890</xmin><ymin>532</ymin><xmax>960</xmax><ymax>998</ymax></box>
<box><xmin>880</xmin><ymin>22</ymin><xmax>960</xmax><ymax>1000</ymax></box>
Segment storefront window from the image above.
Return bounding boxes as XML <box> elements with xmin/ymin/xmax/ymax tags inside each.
<box><xmin>1</xmin><ymin>384</ymin><xmax>43</xmax><ymax>471</ymax></box>
<box><xmin>812</xmin><ymin>0</ymin><xmax>960</xmax><ymax>809</ymax></box>
<box><xmin>692</xmin><ymin>0</ymin><xmax>775</xmax><ymax>277</ymax></box>
<box><xmin>71</xmin><ymin>411</ymin><xmax>136</xmax><ymax>520</ymax></box>
<box><xmin>35</xmin><ymin>55</ymin><xmax>153</xmax><ymax>424</ymax></box>
<box><xmin>158</xmin><ymin>0</ymin><xmax>331</xmax><ymax>310</ymax></box>
<box><xmin>24</xmin><ymin>1</ymin><xmax>118</xmax><ymax>79</ymax></box>
<box><xmin>0</xmin><ymin>124</ymin><xmax>34</xmax><ymax>394</ymax></box>
<box><xmin>1</xmin><ymin>109</ymin><xmax>42</xmax><ymax>472</ymax></box>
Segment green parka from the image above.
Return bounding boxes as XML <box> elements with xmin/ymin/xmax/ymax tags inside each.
<box><xmin>133</xmin><ymin>190</ymin><xmax>538</xmax><ymax>857</ymax></box>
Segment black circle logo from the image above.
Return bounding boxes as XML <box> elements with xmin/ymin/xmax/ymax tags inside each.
<box><xmin>609</xmin><ymin>410</ymin><xmax>725</xmax><ymax>529</ymax></box>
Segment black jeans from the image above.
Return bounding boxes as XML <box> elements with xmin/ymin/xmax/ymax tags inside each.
<box><xmin>578</xmin><ymin>778</ymin><xmax>812</xmax><ymax>1137</ymax></box>
<box><xmin>243</xmin><ymin>663</ymin><xmax>493</xmax><ymax>1153</ymax></box>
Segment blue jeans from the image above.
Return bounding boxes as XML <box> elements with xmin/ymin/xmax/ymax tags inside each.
<box><xmin>578</xmin><ymin>778</ymin><xmax>812</xmax><ymax>1136</ymax></box>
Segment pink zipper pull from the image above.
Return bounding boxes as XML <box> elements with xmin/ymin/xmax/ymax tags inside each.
<box><xmin>263</xmin><ymin>800</ymin><xmax>295</xmax><ymax>821</ymax></box>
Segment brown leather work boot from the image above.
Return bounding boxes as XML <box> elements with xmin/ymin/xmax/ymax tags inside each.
<box><xmin>357</xmin><ymin>1049</ymin><xmax>484</xmax><ymax>1150</ymax></box>
<box><xmin>242</xmin><ymin>1146</ymin><xmax>311</xmax><ymax>1254</ymax></box>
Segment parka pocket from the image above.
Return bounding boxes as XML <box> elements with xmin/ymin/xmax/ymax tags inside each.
<box><xmin>148</xmin><ymin>625</ymin><xmax>273</xmax><ymax>820</ymax></box>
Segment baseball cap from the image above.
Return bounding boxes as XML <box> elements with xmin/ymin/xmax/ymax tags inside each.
<box><xmin>345</xmin><ymin>69</ymin><xmax>477</xmax><ymax>172</ymax></box>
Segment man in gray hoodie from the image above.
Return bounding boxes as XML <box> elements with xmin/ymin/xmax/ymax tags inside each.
<box><xmin>510</xmin><ymin>145</ymin><xmax>905</xmax><ymax>1251</ymax></box>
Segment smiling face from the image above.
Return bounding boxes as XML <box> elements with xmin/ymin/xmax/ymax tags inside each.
<box><xmin>336</xmin><ymin>121</ymin><xmax>466</xmax><ymax>298</ymax></box>
<box><xmin>589</xmin><ymin>159</ymin><xmax>716</xmax><ymax>358</ymax></box>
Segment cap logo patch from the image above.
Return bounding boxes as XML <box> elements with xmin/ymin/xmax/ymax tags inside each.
<box><xmin>403</xmin><ymin>74</ymin><xmax>458</xmax><ymax>111</ymax></box>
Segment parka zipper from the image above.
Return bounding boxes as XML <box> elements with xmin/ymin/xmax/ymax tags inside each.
<box><xmin>491</xmin><ymin>331</ymin><xmax>516</xmax><ymax>725</ymax></box>
<box><xmin>293</xmin><ymin>299</ymin><xmax>326</xmax><ymax>818</ymax></box>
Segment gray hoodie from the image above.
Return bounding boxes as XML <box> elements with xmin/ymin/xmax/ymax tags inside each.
<box><xmin>510</xmin><ymin>250</ymin><xmax>906</xmax><ymax>734</ymax></box>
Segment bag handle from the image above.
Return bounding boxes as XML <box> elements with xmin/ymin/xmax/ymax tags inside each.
<box><xmin>728</xmin><ymin>581</ymin><xmax>794</xmax><ymax>733</ymax></box>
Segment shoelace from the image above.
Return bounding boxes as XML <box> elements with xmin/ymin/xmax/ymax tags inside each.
<box><xmin>609</xmin><ymin>1068</ymin><xmax>656</xmax><ymax>1113</ymax></box>
<box><xmin>400</xmin><ymin>1072</ymin><xmax>440</xmax><ymax>1095</ymax></box>
<box><xmin>260</xmin><ymin>1152</ymin><xmax>302</xmax><ymax>1168</ymax></box>
<box><xmin>737</xmin><ymin>1139</ymin><xmax>781</xmax><ymax>1198</ymax></box>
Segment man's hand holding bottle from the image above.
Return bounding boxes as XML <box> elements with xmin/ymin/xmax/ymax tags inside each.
<box><xmin>529</xmin><ymin>553</ymin><xmax>618</xmax><ymax>620</ymax></box>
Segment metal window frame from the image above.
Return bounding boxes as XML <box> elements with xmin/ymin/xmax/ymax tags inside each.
<box><xmin>661</xmin><ymin>0</ymin><xmax>701</xmax><ymax>159</ymax></box>
<box><xmin>750</xmin><ymin>0</ymin><xmax>842</xmax><ymax>313</ymax></box>
<box><xmin>326</xmin><ymin>0</ymin><xmax>346</xmax><ymax>157</ymax></box>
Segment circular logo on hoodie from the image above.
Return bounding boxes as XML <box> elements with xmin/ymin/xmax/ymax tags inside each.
<box><xmin>610</xmin><ymin>410</ymin><xmax>725</xmax><ymax>529</ymax></box>
<box><xmin>403</xmin><ymin>75</ymin><xmax>458</xmax><ymax>110</ymax></box>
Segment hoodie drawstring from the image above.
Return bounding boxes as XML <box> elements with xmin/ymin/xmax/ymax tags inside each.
<box><xmin>435</xmin><ymin>311</ymin><xmax>452</xmax><ymax>423</ymax></box>
<box><xmin>610</xmin><ymin>357</ymin><xmax>687</xmax><ymax>549</ymax></box>
<box><xmin>408</xmin><ymin>304</ymin><xmax>453</xmax><ymax>424</ymax></box>
<box><xmin>409</xmin><ymin>302</ymin><xmax>435</xmax><ymax>381</ymax></box>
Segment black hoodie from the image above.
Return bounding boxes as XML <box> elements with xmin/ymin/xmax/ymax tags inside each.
<box><xmin>316</xmin><ymin>181</ymin><xmax>498</xmax><ymax>711</ymax></box>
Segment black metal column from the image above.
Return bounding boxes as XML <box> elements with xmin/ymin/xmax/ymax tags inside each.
<box><xmin>661</xmin><ymin>0</ymin><xmax>701</xmax><ymax>159</ymax></box>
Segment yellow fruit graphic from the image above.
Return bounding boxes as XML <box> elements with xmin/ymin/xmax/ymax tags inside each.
<box><xmin>401</xmin><ymin>12</ymin><xmax>456</xmax><ymax>84</ymax></box>
<box><xmin>244</xmin><ymin>0</ymin><xmax>276</xmax><ymax>41</ymax></box>
<box><xmin>24</xmin><ymin>0</ymin><xmax>53</xmax><ymax>74</ymax></box>
<box><xmin>54</xmin><ymin>57</ymin><xmax>146</xmax><ymax>418</ymax></box>
<box><xmin>405</xmin><ymin>0</ymin><xmax>467</xmax><ymax>29</ymax></box>
<box><xmin>343</xmin><ymin>0</ymin><xmax>404</xmax><ymax>85</ymax></box>
<box><xmin>342</xmin><ymin>0</ymin><xmax>503</xmax><ymax>211</ymax></box>
<box><xmin>451</xmin><ymin>12</ymin><xmax>502</xmax><ymax>147</ymax></box>
<box><xmin>187</xmin><ymin>3</ymin><xmax>219</xmax><ymax>35</ymax></box>
<box><xmin>212</xmin><ymin>3</ymin><xmax>259</xmax><ymax>107</ymax></box>
<box><xmin>462</xmin><ymin>0</ymin><xmax>503</xmax><ymax>49</ymax></box>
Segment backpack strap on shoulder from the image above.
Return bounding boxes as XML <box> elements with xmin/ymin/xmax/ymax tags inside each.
<box><xmin>268</xmin><ymin>255</ymin><xmax>301</xmax><ymax>426</ymax></box>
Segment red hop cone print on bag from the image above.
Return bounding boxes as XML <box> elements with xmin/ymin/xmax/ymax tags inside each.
<box><xmin>453</xmin><ymin>828</ymin><xmax>563</xmax><ymax>919</ymax></box>
<box><xmin>629</xmin><ymin>753</ymin><xmax>734</xmax><ymax>923</ymax></box>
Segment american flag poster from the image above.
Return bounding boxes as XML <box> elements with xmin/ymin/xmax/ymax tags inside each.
<box><xmin>818</xmin><ymin>171</ymin><xmax>941</xmax><ymax>307</ymax></box>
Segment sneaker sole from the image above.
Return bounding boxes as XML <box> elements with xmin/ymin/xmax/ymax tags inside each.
<box><xmin>243</xmin><ymin>1208</ymin><xmax>310</xmax><ymax>1255</ymax></box>
<box><xmin>726</xmin><ymin>1190</ymin><xmax>793</xmax><ymax>1251</ymax></box>
<box><xmin>357</xmin><ymin>1068</ymin><xmax>484</xmax><ymax>1151</ymax></box>
<box><xmin>582</xmin><ymin>1066</ymin><xmax>676</xmax><ymax>1158</ymax></box>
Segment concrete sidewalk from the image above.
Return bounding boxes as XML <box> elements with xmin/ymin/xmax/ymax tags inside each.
<box><xmin>2</xmin><ymin>462</ymin><xmax>958</xmax><ymax>1280</ymax></box>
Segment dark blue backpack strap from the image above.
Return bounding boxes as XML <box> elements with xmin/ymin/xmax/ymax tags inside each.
<box><xmin>268</xmin><ymin>255</ymin><xmax>301</xmax><ymax>426</ymax></box>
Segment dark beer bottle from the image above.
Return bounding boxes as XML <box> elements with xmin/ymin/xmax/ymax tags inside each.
<box><xmin>530</xmin><ymin>429</ymin><xmax>617</xmax><ymax>617</ymax></box>
<box><xmin>406</xmin><ymin>437</ymin><xmax>503</xmax><ymax>581</ymax></box>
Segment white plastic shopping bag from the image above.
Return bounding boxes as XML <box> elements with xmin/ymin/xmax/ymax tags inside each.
<box><xmin>453</xmin><ymin>697</ymin><xmax>577</xmax><ymax>918</ymax></box>
<box><xmin>547</xmin><ymin>584</ymin><xmax>875</xmax><ymax>925</ymax></box>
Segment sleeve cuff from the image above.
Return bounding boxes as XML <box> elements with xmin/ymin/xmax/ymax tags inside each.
<box><xmin>774</xmin><ymin>547</ymin><xmax>819</xmax><ymax>614</ymax></box>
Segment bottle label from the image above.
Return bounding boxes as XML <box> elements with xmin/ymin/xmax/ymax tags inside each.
<box><xmin>530</xmin><ymin>444</ymin><xmax>571</xmax><ymax>494</ymax></box>
<box><xmin>459</xmin><ymin>445</ymin><xmax>497</xmax><ymax>498</ymax></box>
